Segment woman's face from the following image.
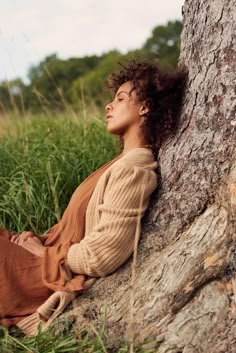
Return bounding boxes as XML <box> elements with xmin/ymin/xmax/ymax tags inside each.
<box><xmin>105</xmin><ymin>81</ymin><xmax>146</xmax><ymax>136</ymax></box>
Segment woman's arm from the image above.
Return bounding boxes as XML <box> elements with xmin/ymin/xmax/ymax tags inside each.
<box><xmin>66</xmin><ymin>164</ymin><xmax>157</xmax><ymax>277</ymax></box>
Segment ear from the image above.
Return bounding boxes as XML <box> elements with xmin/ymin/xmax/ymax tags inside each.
<box><xmin>139</xmin><ymin>102</ymin><xmax>149</xmax><ymax>117</ymax></box>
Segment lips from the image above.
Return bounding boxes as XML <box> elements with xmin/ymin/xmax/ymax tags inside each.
<box><xmin>106</xmin><ymin>115</ymin><xmax>113</xmax><ymax>122</ymax></box>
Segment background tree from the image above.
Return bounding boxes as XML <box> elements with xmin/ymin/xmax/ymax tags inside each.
<box><xmin>142</xmin><ymin>20</ymin><xmax>182</xmax><ymax>67</ymax></box>
<box><xmin>62</xmin><ymin>1</ymin><xmax>236</xmax><ymax>352</ymax></box>
<box><xmin>24</xmin><ymin>54</ymin><xmax>101</xmax><ymax>112</ymax></box>
<box><xmin>0</xmin><ymin>78</ymin><xmax>25</xmax><ymax>114</ymax></box>
<box><xmin>70</xmin><ymin>50</ymin><xmax>123</xmax><ymax>109</ymax></box>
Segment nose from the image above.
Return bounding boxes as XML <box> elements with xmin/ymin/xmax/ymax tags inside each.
<box><xmin>105</xmin><ymin>101</ymin><xmax>113</xmax><ymax>112</ymax></box>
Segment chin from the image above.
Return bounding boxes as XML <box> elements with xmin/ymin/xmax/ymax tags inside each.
<box><xmin>107</xmin><ymin>125</ymin><xmax>125</xmax><ymax>136</ymax></box>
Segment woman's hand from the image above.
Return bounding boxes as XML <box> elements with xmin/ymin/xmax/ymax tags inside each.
<box><xmin>11</xmin><ymin>231</ymin><xmax>38</xmax><ymax>246</ymax></box>
<box><xmin>11</xmin><ymin>231</ymin><xmax>49</xmax><ymax>245</ymax></box>
<box><xmin>10</xmin><ymin>231</ymin><xmax>45</xmax><ymax>257</ymax></box>
<box><xmin>16</xmin><ymin>236</ymin><xmax>45</xmax><ymax>257</ymax></box>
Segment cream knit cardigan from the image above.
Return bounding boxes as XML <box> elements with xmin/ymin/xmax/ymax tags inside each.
<box><xmin>67</xmin><ymin>147</ymin><xmax>158</xmax><ymax>276</ymax></box>
<box><xmin>17</xmin><ymin>147</ymin><xmax>158</xmax><ymax>335</ymax></box>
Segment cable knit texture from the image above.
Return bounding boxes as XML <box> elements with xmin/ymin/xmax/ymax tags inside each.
<box><xmin>66</xmin><ymin>149</ymin><xmax>158</xmax><ymax>277</ymax></box>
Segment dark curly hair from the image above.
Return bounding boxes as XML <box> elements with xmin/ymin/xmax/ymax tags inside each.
<box><xmin>105</xmin><ymin>58</ymin><xmax>188</xmax><ymax>160</ymax></box>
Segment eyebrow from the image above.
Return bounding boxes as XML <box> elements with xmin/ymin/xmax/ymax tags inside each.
<box><xmin>116</xmin><ymin>91</ymin><xmax>129</xmax><ymax>97</ymax></box>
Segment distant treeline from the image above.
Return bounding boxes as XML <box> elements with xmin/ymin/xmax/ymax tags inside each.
<box><xmin>0</xmin><ymin>20</ymin><xmax>182</xmax><ymax>113</ymax></box>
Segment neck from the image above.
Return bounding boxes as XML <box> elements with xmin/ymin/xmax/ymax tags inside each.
<box><xmin>121</xmin><ymin>131</ymin><xmax>150</xmax><ymax>154</ymax></box>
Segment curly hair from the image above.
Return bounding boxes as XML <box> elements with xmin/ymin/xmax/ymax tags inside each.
<box><xmin>105</xmin><ymin>58</ymin><xmax>188</xmax><ymax>160</ymax></box>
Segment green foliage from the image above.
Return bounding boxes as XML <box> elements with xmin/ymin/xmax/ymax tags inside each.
<box><xmin>25</xmin><ymin>54</ymin><xmax>101</xmax><ymax>112</ymax></box>
<box><xmin>0</xmin><ymin>78</ymin><xmax>25</xmax><ymax>114</ymax></box>
<box><xmin>0</xmin><ymin>113</ymin><xmax>118</xmax><ymax>234</ymax></box>
<box><xmin>0</xmin><ymin>323</ymin><xmax>81</xmax><ymax>353</ymax></box>
<box><xmin>70</xmin><ymin>50</ymin><xmax>123</xmax><ymax>108</ymax></box>
<box><xmin>142</xmin><ymin>20</ymin><xmax>182</xmax><ymax>67</ymax></box>
<box><xmin>0</xmin><ymin>20</ymin><xmax>182</xmax><ymax>114</ymax></box>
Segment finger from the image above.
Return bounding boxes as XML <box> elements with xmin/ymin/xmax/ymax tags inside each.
<box><xmin>15</xmin><ymin>237</ymin><xmax>22</xmax><ymax>245</ymax></box>
<box><xmin>22</xmin><ymin>231</ymin><xmax>34</xmax><ymax>241</ymax></box>
<box><xmin>25</xmin><ymin>231</ymin><xmax>34</xmax><ymax>237</ymax></box>
<box><xmin>19</xmin><ymin>232</ymin><xmax>27</xmax><ymax>241</ymax></box>
<box><xmin>12</xmin><ymin>236</ymin><xmax>20</xmax><ymax>243</ymax></box>
<box><xmin>32</xmin><ymin>236</ymin><xmax>42</xmax><ymax>245</ymax></box>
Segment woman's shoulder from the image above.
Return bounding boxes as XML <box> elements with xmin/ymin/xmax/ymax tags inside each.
<box><xmin>102</xmin><ymin>148</ymin><xmax>158</xmax><ymax>195</ymax></box>
<box><xmin>111</xmin><ymin>148</ymin><xmax>158</xmax><ymax>171</ymax></box>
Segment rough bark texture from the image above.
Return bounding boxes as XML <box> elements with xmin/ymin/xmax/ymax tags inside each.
<box><xmin>62</xmin><ymin>1</ymin><xmax>236</xmax><ymax>352</ymax></box>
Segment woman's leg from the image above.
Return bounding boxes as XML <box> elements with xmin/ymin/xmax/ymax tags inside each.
<box><xmin>0</xmin><ymin>228</ymin><xmax>53</xmax><ymax>328</ymax></box>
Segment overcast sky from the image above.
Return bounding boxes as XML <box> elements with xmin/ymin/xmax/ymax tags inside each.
<box><xmin>0</xmin><ymin>0</ymin><xmax>184</xmax><ymax>83</ymax></box>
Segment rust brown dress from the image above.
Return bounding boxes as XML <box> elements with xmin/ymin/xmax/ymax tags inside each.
<box><xmin>0</xmin><ymin>153</ymin><xmax>123</xmax><ymax>328</ymax></box>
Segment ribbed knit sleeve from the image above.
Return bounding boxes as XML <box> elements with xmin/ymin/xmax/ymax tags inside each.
<box><xmin>66</xmin><ymin>164</ymin><xmax>157</xmax><ymax>277</ymax></box>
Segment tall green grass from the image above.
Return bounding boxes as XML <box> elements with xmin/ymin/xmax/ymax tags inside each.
<box><xmin>0</xmin><ymin>113</ymin><xmax>118</xmax><ymax>234</ymax></box>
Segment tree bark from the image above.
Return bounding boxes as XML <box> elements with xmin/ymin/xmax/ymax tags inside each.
<box><xmin>64</xmin><ymin>1</ymin><xmax>236</xmax><ymax>352</ymax></box>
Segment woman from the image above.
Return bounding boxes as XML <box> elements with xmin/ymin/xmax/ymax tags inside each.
<box><xmin>0</xmin><ymin>58</ymin><xmax>187</xmax><ymax>335</ymax></box>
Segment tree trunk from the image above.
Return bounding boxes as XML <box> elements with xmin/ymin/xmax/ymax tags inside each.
<box><xmin>65</xmin><ymin>1</ymin><xmax>236</xmax><ymax>351</ymax></box>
